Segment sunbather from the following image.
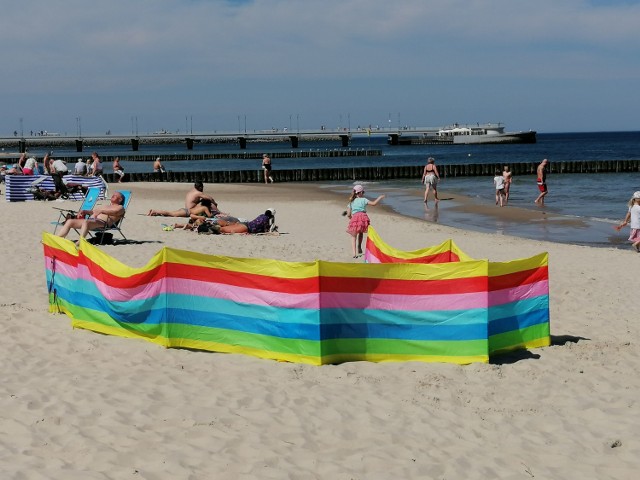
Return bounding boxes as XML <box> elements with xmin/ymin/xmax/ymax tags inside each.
<box><xmin>56</xmin><ymin>192</ymin><xmax>125</xmax><ymax>240</ymax></box>
<box><xmin>207</xmin><ymin>208</ymin><xmax>276</xmax><ymax>234</ymax></box>
<box><xmin>147</xmin><ymin>181</ymin><xmax>217</xmax><ymax>217</ymax></box>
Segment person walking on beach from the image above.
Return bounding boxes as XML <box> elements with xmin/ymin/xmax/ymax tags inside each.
<box><xmin>615</xmin><ymin>191</ymin><xmax>640</xmax><ymax>252</ymax></box>
<box><xmin>421</xmin><ymin>157</ymin><xmax>440</xmax><ymax>206</ymax></box>
<box><xmin>90</xmin><ymin>152</ymin><xmax>103</xmax><ymax>177</ymax></box>
<box><xmin>262</xmin><ymin>153</ymin><xmax>274</xmax><ymax>184</ymax></box>
<box><xmin>494</xmin><ymin>169</ymin><xmax>506</xmax><ymax>207</ymax></box>
<box><xmin>535</xmin><ymin>158</ymin><xmax>549</xmax><ymax>206</ymax></box>
<box><xmin>346</xmin><ymin>184</ymin><xmax>385</xmax><ymax>258</ymax></box>
<box><xmin>112</xmin><ymin>157</ymin><xmax>125</xmax><ymax>183</ymax></box>
<box><xmin>502</xmin><ymin>165</ymin><xmax>513</xmax><ymax>204</ymax></box>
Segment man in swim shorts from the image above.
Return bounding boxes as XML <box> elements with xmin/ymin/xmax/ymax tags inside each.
<box><xmin>57</xmin><ymin>192</ymin><xmax>125</xmax><ymax>240</ymax></box>
<box><xmin>147</xmin><ymin>181</ymin><xmax>217</xmax><ymax>217</ymax></box>
<box><xmin>535</xmin><ymin>158</ymin><xmax>549</xmax><ymax>206</ymax></box>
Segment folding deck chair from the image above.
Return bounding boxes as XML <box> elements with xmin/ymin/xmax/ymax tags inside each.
<box><xmin>51</xmin><ymin>186</ymin><xmax>102</xmax><ymax>234</ymax></box>
<box><xmin>51</xmin><ymin>173</ymin><xmax>88</xmax><ymax>200</ymax></box>
<box><xmin>89</xmin><ymin>190</ymin><xmax>132</xmax><ymax>244</ymax></box>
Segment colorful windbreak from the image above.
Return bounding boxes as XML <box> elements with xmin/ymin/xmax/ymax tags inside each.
<box><xmin>364</xmin><ymin>227</ymin><xmax>550</xmax><ymax>356</ymax></box>
<box><xmin>42</xmin><ymin>230</ymin><xmax>549</xmax><ymax>365</ymax></box>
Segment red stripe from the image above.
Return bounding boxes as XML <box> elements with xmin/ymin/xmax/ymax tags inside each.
<box><xmin>321</xmin><ymin>275</ymin><xmax>486</xmax><ymax>294</ymax></box>
<box><xmin>489</xmin><ymin>266</ymin><xmax>548</xmax><ymax>291</ymax></box>
<box><xmin>366</xmin><ymin>238</ymin><xmax>461</xmax><ymax>264</ymax></box>
<box><xmin>45</xmin><ymin>245</ymin><xmax>487</xmax><ymax>295</ymax></box>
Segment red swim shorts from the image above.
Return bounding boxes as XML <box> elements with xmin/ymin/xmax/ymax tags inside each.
<box><xmin>537</xmin><ymin>180</ymin><xmax>547</xmax><ymax>193</ymax></box>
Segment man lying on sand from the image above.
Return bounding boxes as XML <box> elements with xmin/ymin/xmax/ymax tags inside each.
<box><xmin>147</xmin><ymin>181</ymin><xmax>217</xmax><ymax>217</ymax></box>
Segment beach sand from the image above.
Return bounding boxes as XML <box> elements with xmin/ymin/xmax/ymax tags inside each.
<box><xmin>1</xmin><ymin>181</ymin><xmax>638</xmax><ymax>479</ymax></box>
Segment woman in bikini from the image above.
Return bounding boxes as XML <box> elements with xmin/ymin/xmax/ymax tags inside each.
<box><xmin>421</xmin><ymin>157</ymin><xmax>440</xmax><ymax>205</ymax></box>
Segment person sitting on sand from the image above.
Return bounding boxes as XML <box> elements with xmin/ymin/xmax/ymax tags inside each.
<box><xmin>56</xmin><ymin>192</ymin><xmax>125</xmax><ymax>241</ymax></box>
<box><xmin>172</xmin><ymin>199</ymin><xmax>219</xmax><ymax>230</ymax></box>
<box><xmin>147</xmin><ymin>181</ymin><xmax>217</xmax><ymax>217</ymax></box>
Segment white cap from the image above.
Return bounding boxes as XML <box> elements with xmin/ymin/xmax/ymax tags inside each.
<box><xmin>266</xmin><ymin>207</ymin><xmax>276</xmax><ymax>215</ymax></box>
<box><xmin>633</xmin><ymin>191</ymin><xmax>640</xmax><ymax>199</ymax></box>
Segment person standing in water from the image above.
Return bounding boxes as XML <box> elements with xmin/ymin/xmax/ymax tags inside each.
<box><xmin>535</xmin><ymin>159</ymin><xmax>549</xmax><ymax>206</ymax></box>
<box><xmin>421</xmin><ymin>157</ymin><xmax>440</xmax><ymax>206</ymax></box>
<box><xmin>502</xmin><ymin>165</ymin><xmax>513</xmax><ymax>204</ymax></box>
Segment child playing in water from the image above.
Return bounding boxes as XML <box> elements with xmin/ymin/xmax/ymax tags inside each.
<box><xmin>615</xmin><ymin>191</ymin><xmax>640</xmax><ymax>252</ymax></box>
<box><xmin>346</xmin><ymin>184</ymin><xmax>385</xmax><ymax>258</ymax></box>
<box><xmin>494</xmin><ymin>169</ymin><xmax>506</xmax><ymax>207</ymax></box>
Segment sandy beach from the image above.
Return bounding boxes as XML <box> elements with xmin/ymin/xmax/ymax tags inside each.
<box><xmin>1</xmin><ymin>181</ymin><xmax>638</xmax><ymax>479</ymax></box>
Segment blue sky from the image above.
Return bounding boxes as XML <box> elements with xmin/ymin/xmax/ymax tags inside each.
<box><xmin>2</xmin><ymin>0</ymin><xmax>639</xmax><ymax>135</ymax></box>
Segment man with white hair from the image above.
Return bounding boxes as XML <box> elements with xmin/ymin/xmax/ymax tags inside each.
<box><xmin>74</xmin><ymin>158</ymin><xmax>88</xmax><ymax>175</ymax></box>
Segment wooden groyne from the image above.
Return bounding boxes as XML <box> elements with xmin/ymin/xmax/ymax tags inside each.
<box><xmin>101</xmin><ymin>160</ymin><xmax>640</xmax><ymax>184</ymax></box>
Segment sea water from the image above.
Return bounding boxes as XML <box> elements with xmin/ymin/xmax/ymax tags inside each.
<box><xmin>44</xmin><ymin>131</ymin><xmax>640</xmax><ymax>248</ymax></box>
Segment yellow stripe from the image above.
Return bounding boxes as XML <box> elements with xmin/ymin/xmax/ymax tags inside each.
<box><xmin>488</xmin><ymin>252</ymin><xmax>548</xmax><ymax>277</ymax></box>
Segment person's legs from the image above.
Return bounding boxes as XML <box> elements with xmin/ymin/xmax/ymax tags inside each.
<box><xmin>57</xmin><ymin>218</ymin><xmax>84</xmax><ymax>238</ymax></box>
<box><xmin>424</xmin><ymin>184</ymin><xmax>431</xmax><ymax>203</ymax></box>
<box><xmin>535</xmin><ymin>184</ymin><xmax>548</xmax><ymax>205</ymax></box>
<box><xmin>350</xmin><ymin>233</ymin><xmax>358</xmax><ymax>257</ymax></box>
<box><xmin>79</xmin><ymin>218</ymin><xmax>108</xmax><ymax>239</ymax></box>
<box><xmin>220</xmin><ymin>223</ymin><xmax>249</xmax><ymax>234</ymax></box>
<box><xmin>148</xmin><ymin>208</ymin><xmax>189</xmax><ymax>217</ymax></box>
<box><xmin>356</xmin><ymin>233</ymin><xmax>364</xmax><ymax>256</ymax></box>
<box><xmin>433</xmin><ymin>185</ymin><xmax>439</xmax><ymax>202</ymax></box>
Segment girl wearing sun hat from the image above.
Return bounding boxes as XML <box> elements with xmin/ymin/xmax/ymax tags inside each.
<box><xmin>346</xmin><ymin>184</ymin><xmax>385</xmax><ymax>258</ymax></box>
<box><xmin>616</xmin><ymin>191</ymin><xmax>640</xmax><ymax>252</ymax></box>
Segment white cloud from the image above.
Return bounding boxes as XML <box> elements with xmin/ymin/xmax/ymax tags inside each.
<box><xmin>2</xmin><ymin>0</ymin><xmax>640</xmax><ymax>133</ymax></box>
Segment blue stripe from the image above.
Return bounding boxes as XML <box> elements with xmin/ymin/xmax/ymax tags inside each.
<box><xmin>488</xmin><ymin>309</ymin><xmax>549</xmax><ymax>336</ymax></box>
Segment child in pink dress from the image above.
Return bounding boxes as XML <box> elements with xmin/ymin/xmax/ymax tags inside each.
<box><xmin>346</xmin><ymin>184</ymin><xmax>385</xmax><ymax>258</ymax></box>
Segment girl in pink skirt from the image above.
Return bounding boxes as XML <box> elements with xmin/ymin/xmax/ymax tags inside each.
<box><xmin>616</xmin><ymin>191</ymin><xmax>640</xmax><ymax>252</ymax></box>
<box><xmin>346</xmin><ymin>184</ymin><xmax>385</xmax><ymax>258</ymax></box>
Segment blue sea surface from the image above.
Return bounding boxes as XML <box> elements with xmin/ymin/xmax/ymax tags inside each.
<box><xmin>36</xmin><ymin>130</ymin><xmax>640</xmax><ymax>248</ymax></box>
<box><xmin>322</xmin><ymin>173</ymin><xmax>640</xmax><ymax>249</ymax></box>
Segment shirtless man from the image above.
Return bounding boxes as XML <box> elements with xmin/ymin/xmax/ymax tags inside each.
<box><xmin>57</xmin><ymin>192</ymin><xmax>125</xmax><ymax>240</ymax></box>
<box><xmin>534</xmin><ymin>159</ymin><xmax>549</xmax><ymax>206</ymax></box>
<box><xmin>153</xmin><ymin>157</ymin><xmax>165</xmax><ymax>173</ymax></box>
<box><xmin>113</xmin><ymin>157</ymin><xmax>125</xmax><ymax>183</ymax></box>
<box><xmin>147</xmin><ymin>181</ymin><xmax>217</xmax><ymax>217</ymax></box>
<box><xmin>502</xmin><ymin>165</ymin><xmax>512</xmax><ymax>205</ymax></box>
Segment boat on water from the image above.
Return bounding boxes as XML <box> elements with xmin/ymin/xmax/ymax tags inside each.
<box><xmin>433</xmin><ymin>123</ymin><xmax>536</xmax><ymax>144</ymax></box>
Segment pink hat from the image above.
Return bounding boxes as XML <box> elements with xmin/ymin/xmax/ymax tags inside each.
<box><xmin>353</xmin><ymin>185</ymin><xmax>364</xmax><ymax>193</ymax></box>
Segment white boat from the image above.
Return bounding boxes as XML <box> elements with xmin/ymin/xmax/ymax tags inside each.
<box><xmin>434</xmin><ymin>123</ymin><xmax>536</xmax><ymax>144</ymax></box>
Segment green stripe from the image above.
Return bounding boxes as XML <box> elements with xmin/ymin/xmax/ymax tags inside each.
<box><xmin>320</xmin><ymin>338</ymin><xmax>488</xmax><ymax>357</ymax></box>
<box><xmin>488</xmin><ymin>323</ymin><xmax>550</xmax><ymax>354</ymax></box>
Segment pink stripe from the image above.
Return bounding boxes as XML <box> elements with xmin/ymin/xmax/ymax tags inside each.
<box><xmin>488</xmin><ymin>281</ymin><xmax>549</xmax><ymax>307</ymax></box>
<box><xmin>69</xmin><ymin>264</ymin><xmax>486</xmax><ymax>311</ymax></box>
<box><xmin>363</xmin><ymin>251</ymin><xmax>381</xmax><ymax>263</ymax></box>
<box><xmin>321</xmin><ymin>291</ymin><xmax>487</xmax><ymax>311</ymax></box>
<box><xmin>74</xmin><ymin>265</ymin><xmax>319</xmax><ymax>309</ymax></box>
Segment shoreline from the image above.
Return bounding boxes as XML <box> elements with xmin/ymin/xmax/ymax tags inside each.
<box><xmin>1</xmin><ymin>181</ymin><xmax>639</xmax><ymax>478</ymax></box>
